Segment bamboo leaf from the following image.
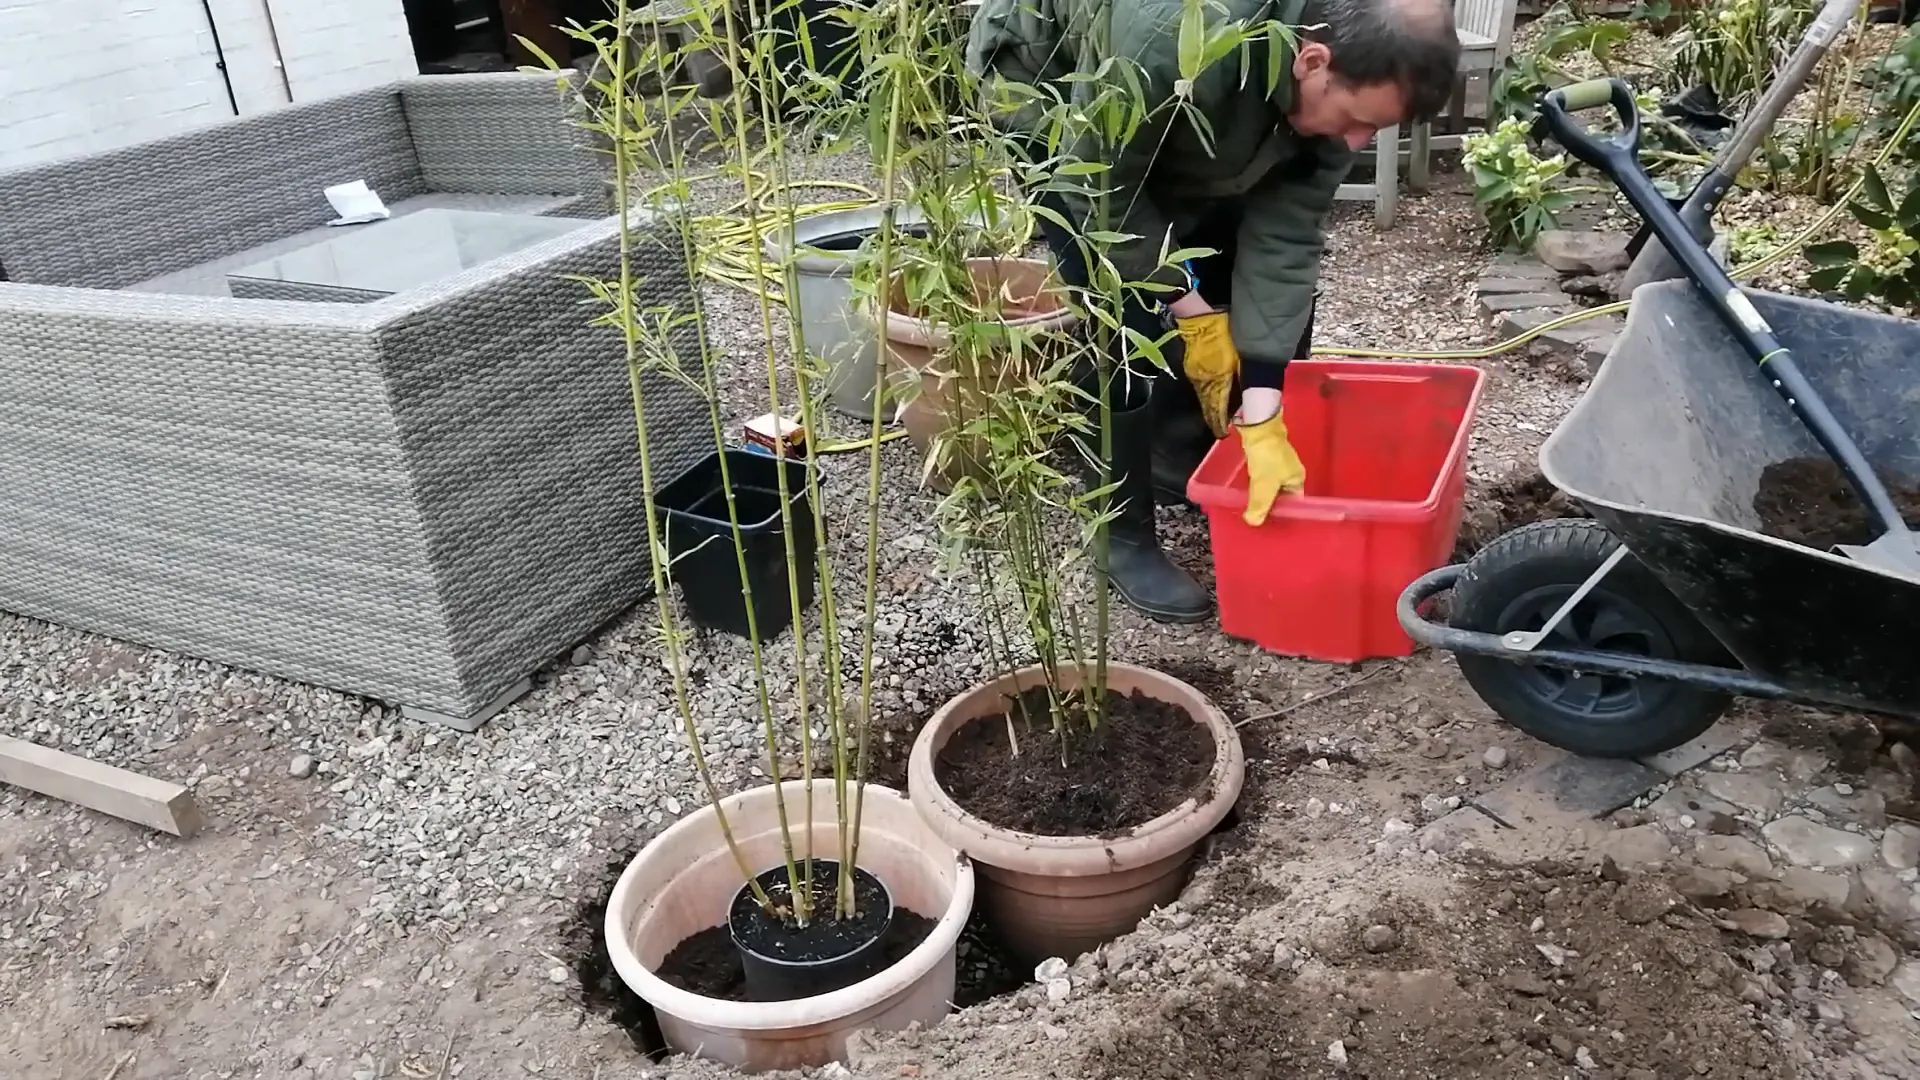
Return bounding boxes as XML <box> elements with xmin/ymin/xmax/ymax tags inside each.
<box><xmin>1802</xmin><ymin>240</ymin><xmax>1859</xmax><ymax>267</ymax></box>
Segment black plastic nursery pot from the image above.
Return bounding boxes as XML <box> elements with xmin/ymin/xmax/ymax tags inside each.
<box><xmin>655</xmin><ymin>449</ymin><xmax>817</xmax><ymax>640</ymax></box>
<box><xmin>727</xmin><ymin>859</ymin><xmax>895</xmax><ymax>1001</ymax></box>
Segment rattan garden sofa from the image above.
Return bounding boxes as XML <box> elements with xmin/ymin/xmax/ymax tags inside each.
<box><xmin>0</xmin><ymin>72</ymin><xmax>709</xmax><ymax>730</ymax></box>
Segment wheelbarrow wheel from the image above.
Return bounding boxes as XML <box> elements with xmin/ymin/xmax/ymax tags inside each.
<box><xmin>1450</xmin><ymin>518</ymin><xmax>1732</xmax><ymax>758</ymax></box>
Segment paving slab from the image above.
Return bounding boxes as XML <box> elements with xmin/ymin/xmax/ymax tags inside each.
<box><xmin>1477</xmin><ymin>276</ymin><xmax>1564</xmax><ymax>294</ymax></box>
<box><xmin>1416</xmin><ymin>805</ymin><xmax>1507</xmax><ymax>855</ymax></box>
<box><xmin>1473</xmin><ymin>753</ymin><xmax>1666</xmax><ymax>829</ymax></box>
<box><xmin>1479</xmin><ymin>291</ymin><xmax>1572</xmax><ymax>314</ymax></box>
<box><xmin>1638</xmin><ymin>721</ymin><xmax>1753</xmax><ymax>777</ymax></box>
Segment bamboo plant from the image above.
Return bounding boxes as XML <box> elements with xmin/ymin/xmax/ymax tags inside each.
<box><xmin>853</xmin><ymin>0</ymin><xmax>1293</xmax><ymax>759</ymax></box>
<box><xmin>522</xmin><ymin>0</ymin><xmax>906</xmax><ymax>935</ymax></box>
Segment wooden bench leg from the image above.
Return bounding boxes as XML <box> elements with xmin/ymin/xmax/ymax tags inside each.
<box><xmin>1374</xmin><ymin>123</ymin><xmax>1399</xmax><ymax>230</ymax></box>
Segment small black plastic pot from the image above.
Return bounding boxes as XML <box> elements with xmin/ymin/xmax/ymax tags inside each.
<box><xmin>727</xmin><ymin>859</ymin><xmax>895</xmax><ymax>1002</ymax></box>
<box><xmin>655</xmin><ymin>449</ymin><xmax>817</xmax><ymax>640</ymax></box>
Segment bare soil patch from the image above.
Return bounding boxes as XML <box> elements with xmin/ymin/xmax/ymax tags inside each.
<box><xmin>1083</xmin><ymin>867</ymin><xmax>1789</xmax><ymax>1080</ymax></box>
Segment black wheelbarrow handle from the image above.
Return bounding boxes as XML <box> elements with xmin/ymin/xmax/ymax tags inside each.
<box><xmin>1398</xmin><ymin>566</ymin><xmax>1800</xmax><ymax>700</ymax></box>
<box><xmin>1537</xmin><ymin>78</ymin><xmax>1920</xmax><ymax>566</ymax></box>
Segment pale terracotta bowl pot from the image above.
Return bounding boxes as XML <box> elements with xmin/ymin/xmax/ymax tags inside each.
<box><xmin>907</xmin><ymin>662</ymin><xmax>1245</xmax><ymax>965</ymax></box>
<box><xmin>872</xmin><ymin>256</ymin><xmax>1081</xmax><ymax>492</ymax></box>
<box><xmin>604</xmin><ymin>781</ymin><xmax>975</xmax><ymax>1073</ymax></box>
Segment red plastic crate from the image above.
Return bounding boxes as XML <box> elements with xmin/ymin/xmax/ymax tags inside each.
<box><xmin>1187</xmin><ymin>360</ymin><xmax>1487</xmax><ymax>663</ymax></box>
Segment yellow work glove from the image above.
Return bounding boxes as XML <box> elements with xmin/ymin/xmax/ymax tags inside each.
<box><xmin>1238</xmin><ymin>411</ymin><xmax>1306</xmax><ymax>526</ymax></box>
<box><xmin>1175</xmin><ymin>311</ymin><xmax>1239</xmax><ymax>438</ymax></box>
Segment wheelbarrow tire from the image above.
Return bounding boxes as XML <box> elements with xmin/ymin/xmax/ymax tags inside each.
<box><xmin>1451</xmin><ymin>518</ymin><xmax>1732</xmax><ymax>759</ymax></box>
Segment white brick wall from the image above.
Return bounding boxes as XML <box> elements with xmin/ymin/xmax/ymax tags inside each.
<box><xmin>0</xmin><ymin>0</ymin><xmax>420</xmax><ymax>171</ymax></box>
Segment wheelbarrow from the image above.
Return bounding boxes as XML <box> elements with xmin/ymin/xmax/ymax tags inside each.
<box><xmin>1397</xmin><ymin>77</ymin><xmax>1920</xmax><ymax>760</ymax></box>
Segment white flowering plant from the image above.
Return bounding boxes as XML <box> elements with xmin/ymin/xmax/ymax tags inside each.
<box><xmin>1464</xmin><ymin>117</ymin><xmax>1578</xmax><ymax>251</ymax></box>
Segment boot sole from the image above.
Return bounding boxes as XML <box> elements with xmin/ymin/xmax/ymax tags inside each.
<box><xmin>1111</xmin><ymin>584</ymin><xmax>1213</xmax><ymax>624</ymax></box>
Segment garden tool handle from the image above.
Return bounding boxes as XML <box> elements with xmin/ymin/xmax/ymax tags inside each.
<box><xmin>1541</xmin><ymin>84</ymin><xmax>1916</xmax><ymax>550</ymax></box>
<box><xmin>1536</xmin><ymin>77</ymin><xmax>1643</xmax><ymax>178</ymax></box>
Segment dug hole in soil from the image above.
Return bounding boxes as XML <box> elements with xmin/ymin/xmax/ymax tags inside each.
<box><xmin>561</xmin><ymin>674</ymin><xmax>1243</xmax><ymax>1064</ymax></box>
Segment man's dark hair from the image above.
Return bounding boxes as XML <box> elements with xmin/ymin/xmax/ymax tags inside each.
<box><xmin>1304</xmin><ymin>0</ymin><xmax>1461</xmax><ymax>121</ymax></box>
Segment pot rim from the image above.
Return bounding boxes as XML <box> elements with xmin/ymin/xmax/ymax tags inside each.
<box><xmin>603</xmin><ymin>782</ymin><xmax>975</xmax><ymax>1032</ymax></box>
<box><xmin>906</xmin><ymin>661</ymin><xmax>1245</xmax><ymax>877</ymax></box>
<box><xmin>866</xmin><ymin>256</ymin><xmax>1081</xmax><ymax>347</ymax></box>
<box><xmin>760</xmin><ymin>203</ymin><xmax>933</xmax><ymax>278</ymax></box>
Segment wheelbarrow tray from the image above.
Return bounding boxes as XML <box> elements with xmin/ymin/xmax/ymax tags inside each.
<box><xmin>1537</xmin><ymin>279</ymin><xmax>1920</xmax><ymax>720</ymax></box>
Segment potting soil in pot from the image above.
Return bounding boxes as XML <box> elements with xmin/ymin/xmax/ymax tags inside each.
<box><xmin>725</xmin><ymin>859</ymin><xmax>896</xmax><ymax>999</ymax></box>
<box><xmin>1751</xmin><ymin>456</ymin><xmax>1920</xmax><ymax>550</ymax></box>
<box><xmin>654</xmin><ymin>911</ymin><xmax>939</xmax><ymax>1002</ymax></box>
<box><xmin>933</xmin><ymin>686</ymin><xmax>1217</xmax><ymax>837</ymax></box>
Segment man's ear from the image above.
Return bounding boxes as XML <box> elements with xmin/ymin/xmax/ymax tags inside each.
<box><xmin>1292</xmin><ymin>41</ymin><xmax>1332</xmax><ymax>80</ymax></box>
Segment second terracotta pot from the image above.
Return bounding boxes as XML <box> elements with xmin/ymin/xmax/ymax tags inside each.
<box><xmin>872</xmin><ymin>256</ymin><xmax>1080</xmax><ymax>492</ymax></box>
<box><xmin>906</xmin><ymin>661</ymin><xmax>1245</xmax><ymax>964</ymax></box>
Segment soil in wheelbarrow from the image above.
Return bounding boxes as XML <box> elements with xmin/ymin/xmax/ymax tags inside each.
<box><xmin>933</xmin><ymin>686</ymin><xmax>1218</xmax><ymax>837</ymax></box>
<box><xmin>1752</xmin><ymin>456</ymin><xmax>1920</xmax><ymax>550</ymax></box>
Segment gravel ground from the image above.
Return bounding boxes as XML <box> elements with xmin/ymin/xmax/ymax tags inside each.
<box><xmin>5</xmin><ymin>138</ymin><xmax>1909</xmax><ymax>1079</ymax></box>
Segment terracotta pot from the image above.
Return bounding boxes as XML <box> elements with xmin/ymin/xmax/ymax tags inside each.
<box><xmin>907</xmin><ymin>662</ymin><xmax>1244</xmax><ymax>964</ymax></box>
<box><xmin>604</xmin><ymin>782</ymin><xmax>975</xmax><ymax>1072</ymax></box>
<box><xmin>873</xmin><ymin>256</ymin><xmax>1080</xmax><ymax>492</ymax></box>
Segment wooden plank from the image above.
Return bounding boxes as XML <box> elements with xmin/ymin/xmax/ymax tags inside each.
<box><xmin>0</xmin><ymin>735</ymin><xmax>203</xmax><ymax>837</ymax></box>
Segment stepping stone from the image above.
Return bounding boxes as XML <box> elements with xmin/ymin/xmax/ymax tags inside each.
<box><xmin>1477</xmin><ymin>276</ymin><xmax>1562</xmax><ymax>294</ymax></box>
<box><xmin>1479</xmin><ymin>291</ymin><xmax>1571</xmax><ymax>314</ymax></box>
<box><xmin>1637</xmin><ymin>722</ymin><xmax>1751</xmax><ymax>777</ymax></box>
<box><xmin>1473</xmin><ymin>754</ymin><xmax>1665</xmax><ymax>829</ymax></box>
<box><xmin>1761</xmin><ymin>814</ymin><xmax>1878</xmax><ymax>870</ymax></box>
<box><xmin>1534</xmin><ymin>230</ymin><xmax>1631</xmax><ymax>274</ymax></box>
<box><xmin>1488</xmin><ymin>251</ymin><xmax>1561</xmax><ymax>276</ymax></box>
<box><xmin>1416</xmin><ymin>805</ymin><xmax>1505</xmax><ymax>855</ymax></box>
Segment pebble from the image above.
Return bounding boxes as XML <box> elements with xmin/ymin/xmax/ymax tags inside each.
<box><xmin>1327</xmin><ymin>1040</ymin><xmax>1348</xmax><ymax>1065</ymax></box>
<box><xmin>1361</xmin><ymin>924</ymin><xmax>1398</xmax><ymax>953</ymax></box>
<box><xmin>1044</xmin><ymin>977</ymin><xmax>1071</xmax><ymax>1004</ymax></box>
<box><xmin>1382</xmin><ymin>818</ymin><xmax>1414</xmax><ymax>838</ymax></box>
<box><xmin>1272</xmin><ymin>942</ymin><xmax>1299</xmax><ymax>971</ymax></box>
<box><xmin>1881</xmin><ymin>823</ymin><xmax>1920</xmax><ymax>871</ymax></box>
<box><xmin>1419</xmin><ymin>737</ymin><xmax>1451</xmax><ymax>759</ymax></box>
<box><xmin>1033</xmin><ymin>957</ymin><xmax>1068</xmax><ymax>983</ymax></box>
<box><xmin>546</xmin><ymin>966</ymin><xmax>569</xmax><ymax>984</ymax></box>
<box><xmin>1304</xmin><ymin>797</ymin><xmax>1326</xmax><ymax>819</ymax></box>
<box><xmin>288</xmin><ymin>754</ymin><xmax>315</xmax><ymax>779</ymax></box>
<box><xmin>1483</xmin><ymin>746</ymin><xmax>1509</xmax><ymax>769</ymax></box>
<box><xmin>1718</xmin><ymin>909</ymin><xmax>1790</xmax><ymax>939</ymax></box>
<box><xmin>1890</xmin><ymin>742</ymin><xmax>1917</xmax><ymax>774</ymax></box>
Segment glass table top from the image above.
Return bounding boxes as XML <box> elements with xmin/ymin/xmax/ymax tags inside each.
<box><xmin>226</xmin><ymin>208</ymin><xmax>587</xmax><ymax>296</ymax></box>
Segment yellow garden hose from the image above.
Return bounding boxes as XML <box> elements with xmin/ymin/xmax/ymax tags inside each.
<box><xmin>660</xmin><ymin>95</ymin><xmax>1920</xmax><ymax>452</ymax></box>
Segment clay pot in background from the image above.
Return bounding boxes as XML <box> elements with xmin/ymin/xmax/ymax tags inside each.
<box><xmin>873</xmin><ymin>256</ymin><xmax>1080</xmax><ymax>492</ymax></box>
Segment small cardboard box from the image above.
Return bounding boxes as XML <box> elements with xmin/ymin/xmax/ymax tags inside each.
<box><xmin>743</xmin><ymin>413</ymin><xmax>808</xmax><ymax>458</ymax></box>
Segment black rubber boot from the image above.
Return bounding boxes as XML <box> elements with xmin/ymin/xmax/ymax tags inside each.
<box><xmin>1148</xmin><ymin>392</ymin><xmax>1212</xmax><ymax>508</ymax></box>
<box><xmin>1093</xmin><ymin>384</ymin><xmax>1212</xmax><ymax>624</ymax></box>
